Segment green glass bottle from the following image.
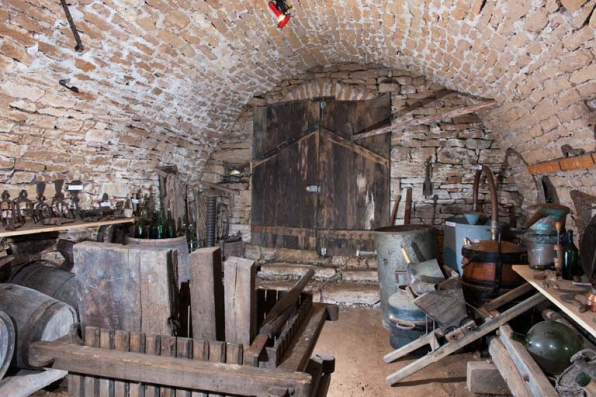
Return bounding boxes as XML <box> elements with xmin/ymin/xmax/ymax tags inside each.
<box><xmin>563</xmin><ymin>230</ymin><xmax>582</xmax><ymax>281</ymax></box>
<box><xmin>511</xmin><ymin>320</ymin><xmax>583</xmax><ymax>375</ymax></box>
<box><xmin>186</xmin><ymin>222</ymin><xmax>198</xmax><ymax>253</ymax></box>
<box><xmin>156</xmin><ymin>210</ymin><xmax>166</xmax><ymax>239</ymax></box>
<box><xmin>134</xmin><ymin>208</ymin><xmax>147</xmax><ymax>238</ymax></box>
<box><xmin>149</xmin><ymin>211</ymin><xmax>159</xmax><ymax>239</ymax></box>
<box><xmin>166</xmin><ymin>210</ymin><xmax>176</xmax><ymax>239</ymax></box>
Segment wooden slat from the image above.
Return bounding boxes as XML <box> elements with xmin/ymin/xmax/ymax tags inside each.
<box><xmin>352</xmin><ymin>100</ymin><xmax>498</xmax><ymax>140</ymax></box>
<box><xmin>559</xmin><ymin>153</ymin><xmax>595</xmax><ymax>171</ymax></box>
<box><xmin>208</xmin><ymin>341</ymin><xmax>226</xmax><ymax>397</ymax></box>
<box><xmin>498</xmin><ymin>324</ymin><xmax>558</xmax><ymax>397</ymax></box>
<box><xmin>481</xmin><ymin>283</ymin><xmax>534</xmax><ymax>312</ymax></box>
<box><xmin>145</xmin><ymin>334</ymin><xmax>161</xmax><ymax>397</ymax></box>
<box><xmin>160</xmin><ymin>335</ymin><xmax>177</xmax><ymax>397</ymax></box>
<box><xmin>489</xmin><ymin>338</ymin><xmax>532</xmax><ymax>397</ymax></box>
<box><xmin>98</xmin><ymin>329</ymin><xmax>114</xmax><ymax>397</ymax></box>
<box><xmin>129</xmin><ymin>332</ymin><xmax>146</xmax><ymax>397</ymax></box>
<box><xmin>0</xmin><ymin>218</ymin><xmax>134</xmax><ymax>239</ymax></box>
<box><xmin>114</xmin><ymin>330</ymin><xmax>130</xmax><ymax>397</ymax></box>
<box><xmin>192</xmin><ymin>340</ymin><xmax>209</xmax><ymax>397</ymax></box>
<box><xmin>177</xmin><ymin>338</ymin><xmax>193</xmax><ymax>397</ymax></box>
<box><xmin>83</xmin><ymin>327</ymin><xmax>99</xmax><ymax>397</ymax></box>
<box><xmin>320</xmin><ymin>128</ymin><xmax>389</xmax><ymax>167</ymax></box>
<box><xmin>385</xmin><ymin>293</ymin><xmax>546</xmax><ymax>385</ymax></box>
<box><xmin>30</xmin><ymin>338</ymin><xmax>312</xmax><ymax>397</ymax></box>
<box><xmin>223</xmin><ymin>257</ymin><xmax>256</xmax><ymax>348</ymax></box>
<box><xmin>189</xmin><ymin>247</ymin><xmax>225</xmax><ymax>341</ymax></box>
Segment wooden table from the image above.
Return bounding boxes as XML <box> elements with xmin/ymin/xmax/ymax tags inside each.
<box><xmin>0</xmin><ymin>218</ymin><xmax>134</xmax><ymax>238</ymax></box>
<box><xmin>513</xmin><ymin>265</ymin><xmax>596</xmax><ymax>338</ymax></box>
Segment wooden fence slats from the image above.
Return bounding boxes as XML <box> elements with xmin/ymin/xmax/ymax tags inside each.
<box><xmin>208</xmin><ymin>341</ymin><xmax>226</xmax><ymax>397</ymax></box>
<box><xmin>192</xmin><ymin>340</ymin><xmax>209</xmax><ymax>397</ymax></box>
<box><xmin>83</xmin><ymin>327</ymin><xmax>99</xmax><ymax>397</ymax></box>
<box><xmin>145</xmin><ymin>334</ymin><xmax>161</xmax><ymax>397</ymax></box>
<box><xmin>160</xmin><ymin>335</ymin><xmax>177</xmax><ymax>397</ymax></box>
<box><xmin>99</xmin><ymin>329</ymin><xmax>114</xmax><ymax>397</ymax></box>
<box><xmin>177</xmin><ymin>338</ymin><xmax>193</xmax><ymax>397</ymax></box>
<box><xmin>129</xmin><ymin>332</ymin><xmax>146</xmax><ymax>397</ymax></box>
<box><xmin>115</xmin><ymin>330</ymin><xmax>130</xmax><ymax>397</ymax></box>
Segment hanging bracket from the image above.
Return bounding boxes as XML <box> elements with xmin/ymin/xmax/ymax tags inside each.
<box><xmin>59</xmin><ymin>0</ymin><xmax>84</xmax><ymax>53</ymax></box>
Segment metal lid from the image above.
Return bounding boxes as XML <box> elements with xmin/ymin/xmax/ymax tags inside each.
<box><xmin>388</xmin><ymin>292</ymin><xmax>427</xmax><ymax>322</ymax></box>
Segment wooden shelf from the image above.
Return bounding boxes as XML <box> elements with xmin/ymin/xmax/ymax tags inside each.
<box><xmin>0</xmin><ymin>218</ymin><xmax>135</xmax><ymax>238</ymax></box>
<box><xmin>513</xmin><ymin>265</ymin><xmax>596</xmax><ymax>338</ymax></box>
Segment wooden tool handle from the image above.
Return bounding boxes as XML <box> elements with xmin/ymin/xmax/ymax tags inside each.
<box><xmin>401</xmin><ymin>247</ymin><xmax>412</xmax><ymax>265</ymax></box>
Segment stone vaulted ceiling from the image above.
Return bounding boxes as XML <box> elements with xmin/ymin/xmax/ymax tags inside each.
<box><xmin>0</xmin><ymin>0</ymin><xmax>594</xmax><ymax>187</ymax></box>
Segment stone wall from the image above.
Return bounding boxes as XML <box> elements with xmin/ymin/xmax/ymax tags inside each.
<box><xmin>203</xmin><ymin>64</ymin><xmax>525</xmax><ymax>257</ymax></box>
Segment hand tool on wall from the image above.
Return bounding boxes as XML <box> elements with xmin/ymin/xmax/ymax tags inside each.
<box><xmin>389</xmin><ymin>194</ymin><xmax>401</xmax><ymax>226</ymax></box>
<box><xmin>404</xmin><ymin>187</ymin><xmax>412</xmax><ymax>225</ymax></box>
<box><xmin>59</xmin><ymin>0</ymin><xmax>84</xmax><ymax>52</ymax></box>
<box><xmin>423</xmin><ymin>157</ymin><xmax>433</xmax><ymax>197</ymax></box>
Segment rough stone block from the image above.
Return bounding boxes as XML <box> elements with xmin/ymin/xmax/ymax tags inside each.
<box><xmin>466</xmin><ymin>361</ymin><xmax>510</xmax><ymax>395</ymax></box>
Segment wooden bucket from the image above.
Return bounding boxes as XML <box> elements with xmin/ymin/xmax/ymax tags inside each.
<box><xmin>0</xmin><ymin>309</ymin><xmax>15</xmax><ymax>379</ymax></box>
<box><xmin>0</xmin><ymin>284</ymin><xmax>77</xmax><ymax>368</ymax></box>
<box><xmin>9</xmin><ymin>261</ymin><xmax>78</xmax><ymax>309</ymax></box>
<box><xmin>124</xmin><ymin>236</ymin><xmax>190</xmax><ymax>285</ymax></box>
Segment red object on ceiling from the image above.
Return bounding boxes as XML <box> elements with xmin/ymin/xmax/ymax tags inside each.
<box><xmin>268</xmin><ymin>1</ymin><xmax>290</xmax><ymax>29</ymax></box>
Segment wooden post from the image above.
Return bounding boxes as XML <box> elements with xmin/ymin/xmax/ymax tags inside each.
<box><xmin>223</xmin><ymin>257</ymin><xmax>256</xmax><ymax>348</ymax></box>
<box><xmin>189</xmin><ymin>247</ymin><xmax>225</xmax><ymax>341</ymax></box>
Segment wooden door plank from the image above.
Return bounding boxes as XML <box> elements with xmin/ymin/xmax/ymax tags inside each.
<box><xmin>223</xmin><ymin>257</ymin><xmax>256</xmax><ymax>348</ymax></box>
<box><xmin>320</xmin><ymin>128</ymin><xmax>389</xmax><ymax>167</ymax></box>
<box><xmin>189</xmin><ymin>247</ymin><xmax>225</xmax><ymax>341</ymax></box>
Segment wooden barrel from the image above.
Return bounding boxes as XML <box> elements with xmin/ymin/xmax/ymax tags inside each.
<box><xmin>0</xmin><ymin>310</ymin><xmax>15</xmax><ymax>379</ymax></box>
<box><xmin>8</xmin><ymin>261</ymin><xmax>78</xmax><ymax>309</ymax></box>
<box><xmin>124</xmin><ymin>236</ymin><xmax>190</xmax><ymax>285</ymax></box>
<box><xmin>461</xmin><ymin>240</ymin><xmax>527</xmax><ymax>307</ymax></box>
<box><xmin>0</xmin><ymin>284</ymin><xmax>77</xmax><ymax>368</ymax></box>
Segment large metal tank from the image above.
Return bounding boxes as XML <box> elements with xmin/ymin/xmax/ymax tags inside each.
<box><xmin>374</xmin><ymin>225</ymin><xmax>437</xmax><ymax>329</ymax></box>
<box><xmin>443</xmin><ymin>216</ymin><xmax>499</xmax><ymax>275</ymax></box>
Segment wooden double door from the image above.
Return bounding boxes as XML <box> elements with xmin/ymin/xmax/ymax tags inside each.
<box><xmin>251</xmin><ymin>95</ymin><xmax>391</xmax><ymax>256</ymax></box>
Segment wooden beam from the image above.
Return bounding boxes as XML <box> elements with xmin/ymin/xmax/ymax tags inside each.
<box><xmin>489</xmin><ymin>338</ymin><xmax>533</xmax><ymax>397</ymax></box>
<box><xmin>528</xmin><ymin>153</ymin><xmax>596</xmax><ymax>175</ymax></box>
<box><xmin>320</xmin><ymin>128</ymin><xmax>389</xmax><ymax>167</ymax></box>
<box><xmin>223</xmin><ymin>257</ymin><xmax>257</xmax><ymax>348</ymax></box>
<box><xmin>29</xmin><ymin>339</ymin><xmax>312</xmax><ymax>397</ymax></box>
<box><xmin>353</xmin><ymin>100</ymin><xmax>498</xmax><ymax>140</ymax></box>
<box><xmin>385</xmin><ymin>293</ymin><xmax>546</xmax><ymax>385</ymax></box>
<box><xmin>498</xmin><ymin>324</ymin><xmax>558</xmax><ymax>397</ymax></box>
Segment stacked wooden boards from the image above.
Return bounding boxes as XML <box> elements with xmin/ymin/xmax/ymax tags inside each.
<box><xmin>74</xmin><ymin>242</ymin><xmax>178</xmax><ymax>335</ymax></box>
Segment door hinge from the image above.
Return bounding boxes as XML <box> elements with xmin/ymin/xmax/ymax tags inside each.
<box><xmin>306</xmin><ymin>185</ymin><xmax>321</xmax><ymax>193</ymax></box>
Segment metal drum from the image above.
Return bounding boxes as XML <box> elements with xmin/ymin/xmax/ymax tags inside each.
<box><xmin>387</xmin><ymin>290</ymin><xmax>431</xmax><ymax>351</ymax></box>
<box><xmin>374</xmin><ymin>225</ymin><xmax>437</xmax><ymax>329</ymax></box>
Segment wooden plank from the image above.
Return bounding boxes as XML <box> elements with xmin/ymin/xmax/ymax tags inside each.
<box><xmin>83</xmin><ymin>327</ymin><xmax>99</xmax><ymax>397</ymax></box>
<box><xmin>559</xmin><ymin>153</ymin><xmax>595</xmax><ymax>171</ymax></box>
<box><xmin>225</xmin><ymin>343</ymin><xmax>243</xmax><ymax>397</ymax></box>
<box><xmin>383</xmin><ymin>332</ymin><xmax>439</xmax><ymax>363</ymax></box>
<box><xmin>481</xmin><ymin>283</ymin><xmax>534</xmax><ymax>312</ymax></box>
<box><xmin>0</xmin><ymin>369</ymin><xmax>67</xmax><ymax>397</ymax></box>
<box><xmin>98</xmin><ymin>329</ymin><xmax>113</xmax><ymax>397</ymax></box>
<box><xmin>403</xmin><ymin>187</ymin><xmax>412</xmax><ymax>225</ymax></box>
<box><xmin>129</xmin><ymin>332</ymin><xmax>146</xmax><ymax>397</ymax></box>
<box><xmin>320</xmin><ymin>128</ymin><xmax>389</xmax><ymax>167</ymax></box>
<box><xmin>192</xmin><ymin>339</ymin><xmax>209</xmax><ymax>397</ymax></box>
<box><xmin>114</xmin><ymin>330</ymin><xmax>130</xmax><ymax>397</ymax></box>
<box><xmin>160</xmin><ymin>335</ymin><xmax>177</xmax><ymax>397</ymax></box>
<box><xmin>30</xmin><ymin>339</ymin><xmax>313</xmax><ymax>397</ymax></box>
<box><xmin>245</xmin><ymin>334</ymin><xmax>269</xmax><ymax>367</ymax></box>
<box><xmin>145</xmin><ymin>334</ymin><xmax>161</xmax><ymax>397</ymax></box>
<box><xmin>0</xmin><ymin>218</ymin><xmax>134</xmax><ymax>239</ymax></box>
<box><xmin>177</xmin><ymin>338</ymin><xmax>193</xmax><ymax>397</ymax></box>
<box><xmin>385</xmin><ymin>293</ymin><xmax>546</xmax><ymax>385</ymax></box>
<box><xmin>278</xmin><ymin>304</ymin><xmax>328</xmax><ymax>372</ymax></box>
<box><xmin>513</xmin><ymin>265</ymin><xmax>596</xmax><ymax>338</ymax></box>
<box><xmin>489</xmin><ymin>338</ymin><xmax>532</xmax><ymax>397</ymax></box>
<box><xmin>223</xmin><ymin>257</ymin><xmax>256</xmax><ymax>348</ymax></box>
<box><xmin>74</xmin><ymin>242</ymin><xmax>175</xmax><ymax>335</ymax></box>
<box><xmin>189</xmin><ymin>247</ymin><xmax>225</xmax><ymax>341</ymax></box>
<box><xmin>352</xmin><ymin>100</ymin><xmax>498</xmax><ymax>140</ymax></box>
<box><xmin>527</xmin><ymin>160</ymin><xmax>563</xmax><ymax>175</ymax></box>
<box><xmin>498</xmin><ymin>324</ymin><xmax>558</xmax><ymax>397</ymax></box>
<box><xmin>208</xmin><ymin>341</ymin><xmax>226</xmax><ymax>397</ymax></box>
<box><xmin>68</xmin><ymin>369</ymin><xmax>82</xmax><ymax>396</ymax></box>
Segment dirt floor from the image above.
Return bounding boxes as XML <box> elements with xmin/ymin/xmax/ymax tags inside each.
<box><xmin>317</xmin><ymin>306</ymin><xmax>476</xmax><ymax>397</ymax></box>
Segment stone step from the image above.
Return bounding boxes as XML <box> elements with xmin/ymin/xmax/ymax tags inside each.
<box><xmin>257</xmin><ymin>263</ymin><xmax>338</xmax><ymax>280</ymax></box>
<box><xmin>256</xmin><ymin>278</ymin><xmax>380</xmax><ymax>307</ymax></box>
<box><xmin>320</xmin><ymin>283</ymin><xmax>380</xmax><ymax>306</ymax></box>
<box><xmin>341</xmin><ymin>269</ymin><xmax>378</xmax><ymax>283</ymax></box>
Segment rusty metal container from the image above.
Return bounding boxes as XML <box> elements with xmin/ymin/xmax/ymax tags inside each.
<box><xmin>124</xmin><ymin>236</ymin><xmax>190</xmax><ymax>285</ymax></box>
<box><xmin>374</xmin><ymin>225</ymin><xmax>437</xmax><ymax>329</ymax></box>
<box><xmin>461</xmin><ymin>240</ymin><xmax>528</xmax><ymax>307</ymax></box>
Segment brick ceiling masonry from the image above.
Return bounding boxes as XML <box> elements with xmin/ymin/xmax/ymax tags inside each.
<box><xmin>0</xmin><ymin>0</ymin><xmax>594</xmax><ymax>197</ymax></box>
